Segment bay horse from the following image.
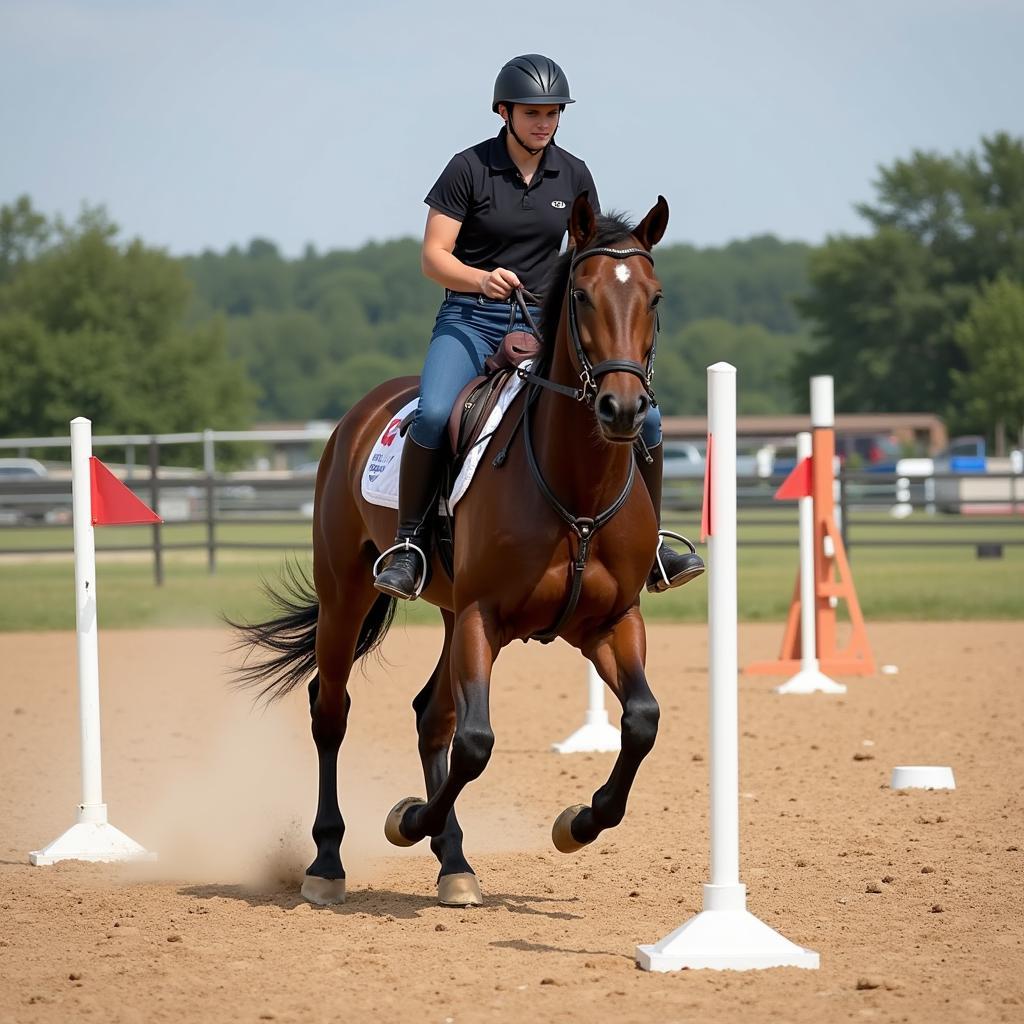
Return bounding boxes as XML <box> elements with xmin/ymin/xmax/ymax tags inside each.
<box><xmin>233</xmin><ymin>194</ymin><xmax>670</xmax><ymax>908</ymax></box>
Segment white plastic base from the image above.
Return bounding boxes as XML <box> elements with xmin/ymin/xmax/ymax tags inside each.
<box><xmin>775</xmin><ymin>666</ymin><xmax>847</xmax><ymax>695</ymax></box>
<box><xmin>636</xmin><ymin>884</ymin><xmax>820</xmax><ymax>972</ymax></box>
<box><xmin>551</xmin><ymin>710</ymin><xmax>620</xmax><ymax>753</ymax></box>
<box><xmin>890</xmin><ymin>765</ymin><xmax>955</xmax><ymax>790</ymax></box>
<box><xmin>30</xmin><ymin>806</ymin><xmax>155</xmax><ymax>866</ymax></box>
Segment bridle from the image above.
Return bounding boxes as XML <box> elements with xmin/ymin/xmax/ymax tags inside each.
<box><xmin>501</xmin><ymin>243</ymin><xmax>661</xmax><ymax>643</ymax></box>
<box><xmin>515</xmin><ymin>245</ymin><xmax>659</xmax><ymax>407</ymax></box>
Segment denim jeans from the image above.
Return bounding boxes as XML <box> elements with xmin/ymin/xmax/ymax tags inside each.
<box><xmin>410</xmin><ymin>294</ymin><xmax>663</xmax><ymax>450</ymax></box>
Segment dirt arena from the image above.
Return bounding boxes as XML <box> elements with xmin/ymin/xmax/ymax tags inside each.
<box><xmin>1</xmin><ymin>621</ymin><xmax>1022</xmax><ymax>1023</ymax></box>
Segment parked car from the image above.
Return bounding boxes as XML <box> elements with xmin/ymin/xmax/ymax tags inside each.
<box><xmin>834</xmin><ymin>434</ymin><xmax>900</xmax><ymax>472</ymax></box>
<box><xmin>933</xmin><ymin>436</ymin><xmax>986</xmax><ymax>473</ymax></box>
<box><xmin>662</xmin><ymin>441</ymin><xmax>759</xmax><ymax>479</ymax></box>
<box><xmin>662</xmin><ymin>441</ymin><xmax>705</xmax><ymax>479</ymax></box>
<box><xmin>0</xmin><ymin>458</ymin><xmax>52</xmax><ymax>523</ymax></box>
<box><xmin>0</xmin><ymin>457</ymin><xmax>48</xmax><ymax>480</ymax></box>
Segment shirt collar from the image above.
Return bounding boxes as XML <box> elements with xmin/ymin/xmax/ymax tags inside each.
<box><xmin>488</xmin><ymin>127</ymin><xmax>561</xmax><ymax>176</ymax></box>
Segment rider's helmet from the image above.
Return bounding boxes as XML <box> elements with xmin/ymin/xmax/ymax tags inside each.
<box><xmin>491</xmin><ymin>55</ymin><xmax>574</xmax><ymax>113</ymax></box>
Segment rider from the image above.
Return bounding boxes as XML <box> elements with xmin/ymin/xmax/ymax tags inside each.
<box><xmin>373</xmin><ymin>54</ymin><xmax>705</xmax><ymax>600</ymax></box>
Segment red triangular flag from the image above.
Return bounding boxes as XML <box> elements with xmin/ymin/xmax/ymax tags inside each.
<box><xmin>700</xmin><ymin>433</ymin><xmax>712</xmax><ymax>541</ymax></box>
<box><xmin>89</xmin><ymin>457</ymin><xmax>162</xmax><ymax>526</ymax></box>
<box><xmin>774</xmin><ymin>456</ymin><xmax>812</xmax><ymax>500</ymax></box>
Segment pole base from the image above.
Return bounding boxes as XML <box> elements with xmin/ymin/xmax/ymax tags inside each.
<box><xmin>551</xmin><ymin>711</ymin><xmax>620</xmax><ymax>754</ymax></box>
<box><xmin>30</xmin><ymin>814</ymin><xmax>155</xmax><ymax>866</ymax></box>
<box><xmin>636</xmin><ymin>884</ymin><xmax>819</xmax><ymax>971</ymax></box>
<box><xmin>775</xmin><ymin>666</ymin><xmax>847</xmax><ymax>695</ymax></box>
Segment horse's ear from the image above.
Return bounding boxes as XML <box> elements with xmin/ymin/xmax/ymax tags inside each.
<box><xmin>633</xmin><ymin>195</ymin><xmax>670</xmax><ymax>251</ymax></box>
<box><xmin>569</xmin><ymin>192</ymin><xmax>598</xmax><ymax>250</ymax></box>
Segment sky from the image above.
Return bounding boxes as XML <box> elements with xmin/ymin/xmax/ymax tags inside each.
<box><xmin>2</xmin><ymin>0</ymin><xmax>1022</xmax><ymax>256</ymax></box>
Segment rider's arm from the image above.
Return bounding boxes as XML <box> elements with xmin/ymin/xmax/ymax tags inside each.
<box><xmin>421</xmin><ymin>210</ymin><xmax>520</xmax><ymax>299</ymax></box>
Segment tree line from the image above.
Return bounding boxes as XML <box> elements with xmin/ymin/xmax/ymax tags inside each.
<box><xmin>2</xmin><ymin>132</ymin><xmax>1021</xmax><ymax>450</ymax></box>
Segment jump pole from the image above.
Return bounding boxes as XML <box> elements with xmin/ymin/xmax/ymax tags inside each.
<box><xmin>775</xmin><ymin>431</ymin><xmax>846</xmax><ymax>695</ymax></box>
<box><xmin>636</xmin><ymin>363</ymin><xmax>819</xmax><ymax>971</ymax></box>
<box><xmin>29</xmin><ymin>418</ymin><xmax>154</xmax><ymax>865</ymax></box>
<box><xmin>746</xmin><ymin>375</ymin><xmax>875</xmax><ymax>678</ymax></box>
<box><xmin>552</xmin><ymin>664</ymin><xmax>621</xmax><ymax>753</ymax></box>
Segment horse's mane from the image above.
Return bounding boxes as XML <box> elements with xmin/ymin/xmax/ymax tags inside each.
<box><xmin>538</xmin><ymin>210</ymin><xmax>637</xmax><ymax>358</ymax></box>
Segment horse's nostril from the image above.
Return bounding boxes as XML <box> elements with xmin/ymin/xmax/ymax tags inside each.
<box><xmin>636</xmin><ymin>395</ymin><xmax>649</xmax><ymax>421</ymax></box>
<box><xmin>597</xmin><ymin>393</ymin><xmax>620</xmax><ymax>422</ymax></box>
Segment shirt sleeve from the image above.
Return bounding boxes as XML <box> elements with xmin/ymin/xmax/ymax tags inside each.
<box><xmin>577</xmin><ymin>162</ymin><xmax>601</xmax><ymax>216</ymax></box>
<box><xmin>424</xmin><ymin>154</ymin><xmax>473</xmax><ymax>222</ymax></box>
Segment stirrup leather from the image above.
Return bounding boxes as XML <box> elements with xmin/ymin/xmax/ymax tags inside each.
<box><xmin>372</xmin><ymin>539</ymin><xmax>429</xmax><ymax>600</ymax></box>
<box><xmin>653</xmin><ymin>529</ymin><xmax>699</xmax><ymax>589</ymax></box>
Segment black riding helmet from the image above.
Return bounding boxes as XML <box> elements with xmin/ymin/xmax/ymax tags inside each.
<box><xmin>492</xmin><ymin>54</ymin><xmax>574</xmax><ymax>156</ymax></box>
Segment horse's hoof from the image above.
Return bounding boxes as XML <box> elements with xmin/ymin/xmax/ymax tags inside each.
<box><xmin>384</xmin><ymin>796</ymin><xmax>426</xmax><ymax>847</ymax></box>
<box><xmin>437</xmin><ymin>872</ymin><xmax>483</xmax><ymax>907</ymax></box>
<box><xmin>552</xmin><ymin>803</ymin><xmax>590</xmax><ymax>854</ymax></box>
<box><xmin>300</xmin><ymin>874</ymin><xmax>346</xmax><ymax>906</ymax></box>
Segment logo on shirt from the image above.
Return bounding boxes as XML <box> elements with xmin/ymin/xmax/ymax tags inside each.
<box><xmin>551</xmin><ymin>200</ymin><xmax>566</xmax><ymax>209</ymax></box>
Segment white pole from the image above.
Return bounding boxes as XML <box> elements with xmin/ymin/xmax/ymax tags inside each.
<box><xmin>707</xmin><ymin>363</ymin><xmax>739</xmax><ymax>890</ymax></box>
<box><xmin>810</xmin><ymin>376</ymin><xmax>833</xmax><ymax>430</ymax></box>
<box><xmin>29</xmin><ymin>418</ymin><xmax>153</xmax><ymax>865</ymax></box>
<box><xmin>72</xmin><ymin>417</ymin><xmax>106</xmax><ymax>819</ymax></box>
<box><xmin>776</xmin><ymin>433</ymin><xmax>845</xmax><ymax>695</ymax></box>
<box><xmin>552</xmin><ymin>663</ymin><xmax>620</xmax><ymax>754</ymax></box>
<box><xmin>636</xmin><ymin>363</ymin><xmax>819</xmax><ymax>971</ymax></box>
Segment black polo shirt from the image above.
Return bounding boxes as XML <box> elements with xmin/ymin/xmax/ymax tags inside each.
<box><xmin>424</xmin><ymin>127</ymin><xmax>601</xmax><ymax>297</ymax></box>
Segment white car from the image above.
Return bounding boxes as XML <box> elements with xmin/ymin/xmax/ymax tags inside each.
<box><xmin>0</xmin><ymin>457</ymin><xmax>48</xmax><ymax>480</ymax></box>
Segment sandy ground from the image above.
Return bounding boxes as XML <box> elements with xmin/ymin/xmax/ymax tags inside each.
<box><xmin>1</xmin><ymin>621</ymin><xmax>1022</xmax><ymax>1024</ymax></box>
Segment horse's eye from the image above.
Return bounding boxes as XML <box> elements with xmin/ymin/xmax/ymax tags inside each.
<box><xmin>573</xmin><ymin>289</ymin><xmax>589</xmax><ymax>305</ymax></box>
<box><xmin>650</xmin><ymin>293</ymin><xmax>663</xmax><ymax>309</ymax></box>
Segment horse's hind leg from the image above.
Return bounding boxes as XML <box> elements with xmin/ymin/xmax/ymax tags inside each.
<box><xmin>551</xmin><ymin>608</ymin><xmax>660</xmax><ymax>853</ymax></box>
<box><xmin>385</xmin><ymin>606</ymin><xmax>498</xmax><ymax>859</ymax></box>
<box><xmin>410</xmin><ymin>609</ymin><xmax>481</xmax><ymax>907</ymax></box>
<box><xmin>301</xmin><ymin>578</ymin><xmax>388</xmax><ymax>905</ymax></box>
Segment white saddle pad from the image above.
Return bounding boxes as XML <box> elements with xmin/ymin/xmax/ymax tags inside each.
<box><xmin>360</xmin><ymin>364</ymin><xmax>530</xmax><ymax>511</ymax></box>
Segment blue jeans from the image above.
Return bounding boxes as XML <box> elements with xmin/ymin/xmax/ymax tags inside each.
<box><xmin>410</xmin><ymin>294</ymin><xmax>663</xmax><ymax>450</ymax></box>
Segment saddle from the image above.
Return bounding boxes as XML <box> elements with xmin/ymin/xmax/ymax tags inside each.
<box><xmin>397</xmin><ymin>330</ymin><xmax>541</xmax><ymax>465</ymax></box>
<box><xmin>395</xmin><ymin>329</ymin><xmax>541</xmax><ymax>585</ymax></box>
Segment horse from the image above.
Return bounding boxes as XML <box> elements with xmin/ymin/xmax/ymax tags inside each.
<box><xmin>232</xmin><ymin>194</ymin><xmax>671</xmax><ymax>908</ymax></box>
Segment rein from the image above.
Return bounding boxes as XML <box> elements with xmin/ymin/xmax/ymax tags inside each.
<box><xmin>506</xmin><ymin>245</ymin><xmax>658</xmax><ymax>644</ymax></box>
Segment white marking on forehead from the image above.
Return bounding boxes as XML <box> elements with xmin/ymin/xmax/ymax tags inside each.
<box><xmin>614</xmin><ymin>263</ymin><xmax>631</xmax><ymax>284</ymax></box>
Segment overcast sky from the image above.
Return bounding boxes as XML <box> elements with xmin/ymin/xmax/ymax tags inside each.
<box><xmin>2</xmin><ymin>0</ymin><xmax>1021</xmax><ymax>256</ymax></box>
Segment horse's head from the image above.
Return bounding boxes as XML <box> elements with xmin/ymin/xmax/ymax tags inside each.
<box><xmin>566</xmin><ymin>194</ymin><xmax>669</xmax><ymax>443</ymax></box>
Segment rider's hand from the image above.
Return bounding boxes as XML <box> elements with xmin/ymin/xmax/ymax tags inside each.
<box><xmin>480</xmin><ymin>267</ymin><xmax>521</xmax><ymax>299</ymax></box>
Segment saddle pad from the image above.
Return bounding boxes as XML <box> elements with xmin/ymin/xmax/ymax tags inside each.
<box><xmin>359</xmin><ymin>364</ymin><xmax>530</xmax><ymax>511</ymax></box>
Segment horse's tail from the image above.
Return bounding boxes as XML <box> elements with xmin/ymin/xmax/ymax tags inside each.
<box><xmin>227</xmin><ymin>560</ymin><xmax>397</xmax><ymax>704</ymax></box>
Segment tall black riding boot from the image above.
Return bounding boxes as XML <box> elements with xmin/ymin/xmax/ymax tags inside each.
<box><xmin>373</xmin><ymin>436</ymin><xmax>445</xmax><ymax>600</ymax></box>
<box><xmin>637</xmin><ymin>443</ymin><xmax>706</xmax><ymax>593</ymax></box>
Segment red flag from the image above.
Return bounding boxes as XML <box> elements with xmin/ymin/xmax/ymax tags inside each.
<box><xmin>700</xmin><ymin>433</ymin><xmax>712</xmax><ymax>541</ymax></box>
<box><xmin>774</xmin><ymin>456</ymin><xmax>812</xmax><ymax>500</ymax></box>
<box><xmin>89</xmin><ymin>457</ymin><xmax>161</xmax><ymax>526</ymax></box>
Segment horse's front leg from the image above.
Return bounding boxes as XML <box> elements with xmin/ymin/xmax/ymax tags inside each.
<box><xmin>552</xmin><ymin>607</ymin><xmax>660</xmax><ymax>852</ymax></box>
<box><xmin>385</xmin><ymin>605</ymin><xmax>498</xmax><ymax>853</ymax></box>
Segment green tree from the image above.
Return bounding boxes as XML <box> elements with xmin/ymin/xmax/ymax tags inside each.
<box><xmin>951</xmin><ymin>277</ymin><xmax>1024</xmax><ymax>454</ymax></box>
<box><xmin>0</xmin><ymin>195</ymin><xmax>51</xmax><ymax>284</ymax></box>
<box><xmin>795</xmin><ymin>133</ymin><xmax>1024</xmax><ymax>422</ymax></box>
<box><xmin>0</xmin><ymin>201</ymin><xmax>253</xmax><ymax>437</ymax></box>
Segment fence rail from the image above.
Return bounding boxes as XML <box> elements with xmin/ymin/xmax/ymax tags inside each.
<box><xmin>2</xmin><ymin>423</ymin><xmax>1021</xmax><ymax>584</ymax></box>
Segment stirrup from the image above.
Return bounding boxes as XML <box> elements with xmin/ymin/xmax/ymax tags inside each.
<box><xmin>653</xmin><ymin>529</ymin><xmax>700</xmax><ymax>590</ymax></box>
<box><xmin>372</xmin><ymin>539</ymin><xmax>429</xmax><ymax>600</ymax></box>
